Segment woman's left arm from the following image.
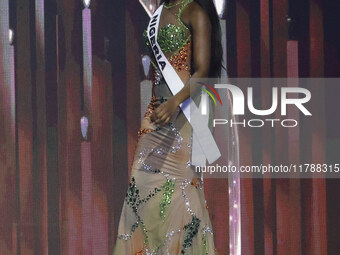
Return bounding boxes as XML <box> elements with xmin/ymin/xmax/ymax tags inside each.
<box><xmin>150</xmin><ymin>3</ymin><xmax>212</xmax><ymax>125</ymax></box>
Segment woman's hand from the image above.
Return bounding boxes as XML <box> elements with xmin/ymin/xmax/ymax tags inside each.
<box><xmin>150</xmin><ymin>97</ymin><xmax>180</xmax><ymax>125</ymax></box>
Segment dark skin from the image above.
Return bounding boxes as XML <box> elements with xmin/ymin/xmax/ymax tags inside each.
<box><xmin>150</xmin><ymin>0</ymin><xmax>212</xmax><ymax>126</ymax></box>
<box><xmin>150</xmin><ymin>0</ymin><xmax>212</xmax><ymax>187</ymax></box>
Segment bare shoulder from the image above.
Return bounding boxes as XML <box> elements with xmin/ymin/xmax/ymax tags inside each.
<box><xmin>181</xmin><ymin>1</ymin><xmax>211</xmax><ymax>28</ymax></box>
<box><xmin>185</xmin><ymin>1</ymin><xmax>206</xmax><ymax>15</ymax></box>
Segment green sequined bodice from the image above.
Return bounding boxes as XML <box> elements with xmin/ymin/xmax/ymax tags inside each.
<box><xmin>143</xmin><ymin>0</ymin><xmax>192</xmax><ymax>56</ymax></box>
<box><xmin>157</xmin><ymin>23</ymin><xmax>190</xmax><ymax>53</ymax></box>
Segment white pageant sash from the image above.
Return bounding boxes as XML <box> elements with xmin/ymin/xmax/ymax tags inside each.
<box><xmin>146</xmin><ymin>4</ymin><xmax>221</xmax><ymax>164</ymax></box>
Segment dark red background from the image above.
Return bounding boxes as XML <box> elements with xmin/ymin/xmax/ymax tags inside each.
<box><xmin>0</xmin><ymin>0</ymin><xmax>340</xmax><ymax>254</ymax></box>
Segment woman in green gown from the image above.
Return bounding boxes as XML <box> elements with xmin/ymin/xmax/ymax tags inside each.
<box><xmin>113</xmin><ymin>0</ymin><xmax>224</xmax><ymax>254</ymax></box>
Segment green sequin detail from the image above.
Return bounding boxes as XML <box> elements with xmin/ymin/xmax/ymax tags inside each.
<box><xmin>159</xmin><ymin>178</ymin><xmax>176</xmax><ymax>220</ymax></box>
<box><xmin>124</xmin><ymin>176</ymin><xmax>162</xmax><ymax>244</ymax></box>
<box><xmin>143</xmin><ymin>0</ymin><xmax>192</xmax><ymax>57</ymax></box>
<box><xmin>125</xmin><ymin>176</ymin><xmax>161</xmax><ymax>209</ymax></box>
<box><xmin>143</xmin><ymin>26</ymin><xmax>190</xmax><ymax>58</ymax></box>
<box><xmin>181</xmin><ymin>216</ymin><xmax>201</xmax><ymax>254</ymax></box>
<box><xmin>158</xmin><ymin>24</ymin><xmax>190</xmax><ymax>54</ymax></box>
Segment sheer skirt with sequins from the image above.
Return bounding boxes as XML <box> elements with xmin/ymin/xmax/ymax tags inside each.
<box><xmin>113</xmin><ymin>71</ymin><xmax>218</xmax><ymax>254</ymax></box>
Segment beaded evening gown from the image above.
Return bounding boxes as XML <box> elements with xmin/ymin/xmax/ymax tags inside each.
<box><xmin>113</xmin><ymin>0</ymin><xmax>217</xmax><ymax>254</ymax></box>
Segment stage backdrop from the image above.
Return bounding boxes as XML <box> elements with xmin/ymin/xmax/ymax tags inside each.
<box><xmin>0</xmin><ymin>0</ymin><xmax>340</xmax><ymax>254</ymax></box>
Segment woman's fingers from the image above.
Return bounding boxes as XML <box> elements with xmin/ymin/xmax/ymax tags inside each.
<box><xmin>160</xmin><ymin>113</ymin><xmax>169</xmax><ymax>124</ymax></box>
<box><xmin>151</xmin><ymin>107</ymin><xmax>163</xmax><ymax>123</ymax></box>
<box><xmin>154</xmin><ymin>110</ymin><xmax>171</xmax><ymax>125</ymax></box>
<box><xmin>162</xmin><ymin>116</ymin><xmax>171</xmax><ymax>125</ymax></box>
<box><xmin>150</xmin><ymin>100</ymin><xmax>174</xmax><ymax>125</ymax></box>
<box><xmin>156</xmin><ymin>104</ymin><xmax>166</xmax><ymax>117</ymax></box>
<box><xmin>153</xmin><ymin>112</ymin><xmax>162</xmax><ymax>124</ymax></box>
<box><xmin>155</xmin><ymin>112</ymin><xmax>168</xmax><ymax>124</ymax></box>
<box><xmin>150</xmin><ymin>111</ymin><xmax>157</xmax><ymax>122</ymax></box>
